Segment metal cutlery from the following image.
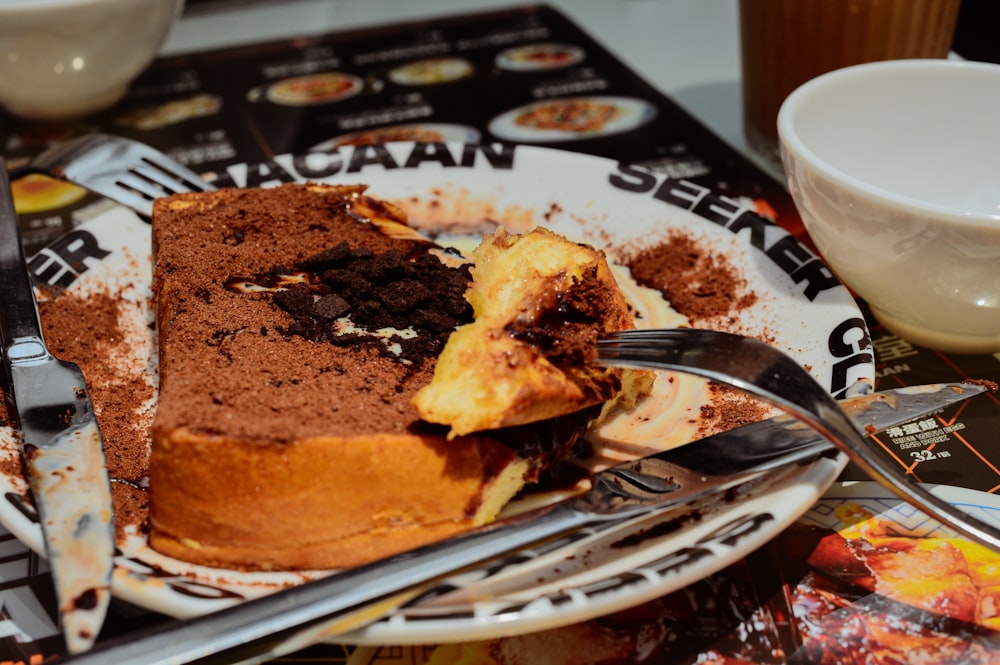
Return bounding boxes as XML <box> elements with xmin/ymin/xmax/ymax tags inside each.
<box><xmin>598</xmin><ymin>328</ymin><xmax>1000</xmax><ymax>550</ymax></box>
<box><xmin>10</xmin><ymin>132</ymin><xmax>215</xmax><ymax>217</ymax></box>
<box><xmin>0</xmin><ymin>159</ymin><xmax>116</xmax><ymax>653</ymax></box>
<box><xmin>52</xmin><ymin>370</ymin><xmax>988</xmax><ymax>664</ymax></box>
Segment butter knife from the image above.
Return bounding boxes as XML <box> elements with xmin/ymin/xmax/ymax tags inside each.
<box><xmin>0</xmin><ymin>160</ymin><xmax>115</xmax><ymax>653</ymax></box>
<box><xmin>55</xmin><ymin>382</ymin><xmax>987</xmax><ymax>665</ymax></box>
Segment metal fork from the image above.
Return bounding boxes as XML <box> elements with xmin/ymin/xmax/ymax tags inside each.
<box><xmin>597</xmin><ymin>328</ymin><xmax>1000</xmax><ymax>550</ymax></box>
<box><xmin>53</xmin><ymin>328</ymin><xmax>996</xmax><ymax>665</ymax></box>
<box><xmin>10</xmin><ymin>133</ymin><xmax>215</xmax><ymax>217</ymax></box>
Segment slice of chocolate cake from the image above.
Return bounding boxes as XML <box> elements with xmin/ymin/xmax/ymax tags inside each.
<box><xmin>148</xmin><ymin>183</ymin><xmax>641</xmax><ymax>571</ymax></box>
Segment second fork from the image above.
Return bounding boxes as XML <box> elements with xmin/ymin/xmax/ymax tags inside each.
<box><xmin>10</xmin><ymin>133</ymin><xmax>215</xmax><ymax>217</ymax></box>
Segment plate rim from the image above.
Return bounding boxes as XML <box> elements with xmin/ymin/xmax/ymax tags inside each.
<box><xmin>0</xmin><ymin>141</ymin><xmax>873</xmax><ymax>643</ymax></box>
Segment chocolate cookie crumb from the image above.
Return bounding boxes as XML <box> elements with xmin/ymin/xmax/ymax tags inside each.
<box><xmin>240</xmin><ymin>245</ymin><xmax>473</xmax><ymax>365</ymax></box>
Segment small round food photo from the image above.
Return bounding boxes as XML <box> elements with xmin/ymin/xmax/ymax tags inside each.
<box><xmin>114</xmin><ymin>94</ymin><xmax>222</xmax><ymax>130</ymax></box>
<box><xmin>495</xmin><ymin>42</ymin><xmax>585</xmax><ymax>71</ymax></box>
<box><xmin>388</xmin><ymin>57</ymin><xmax>474</xmax><ymax>85</ymax></box>
<box><xmin>248</xmin><ymin>71</ymin><xmax>364</xmax><ymax>106</ymax></box>
<box><xmin>11</xmin><ymin>173</ymin><xmax>88</xmax><ymax>214</ymax></box>
<box><xmin>489</xmin><ymin>96</ymin><xmax>657</xmax><ymax>143</ymax></box>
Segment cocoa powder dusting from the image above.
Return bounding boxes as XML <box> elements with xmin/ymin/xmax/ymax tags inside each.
<box><xmin>0</xmin><ymin>392</ymin><xmax>26</xmax><ymax>483</ymax></box>
<box><xmin>38</xmin><ymin>290</ymin><xmax>154</xmax><ymax>542</ymax></box>
<box><xmin>628</xmin><ymin>231</ymin><xmax>757</xmax><ymax>325</ymax></box>
<box><xmin>698</xmin><ymin>383</ymin><xmax>770</xmax><ymax>438</ymax></box>
<box><xmin>625</xmin><ymin>231</ymin><xmax>770</xmax><ymax>432</ymax></box>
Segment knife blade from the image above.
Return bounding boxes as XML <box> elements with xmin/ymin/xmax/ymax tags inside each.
<box><xmin>0</xmin><ymin>160</ymin><xmax>115</xmax><ymax>653</ymax></box>
<box><xmin>54</xmin><ymin>381</ymin><xmax>988</xmax><ymax>665</ymax></box>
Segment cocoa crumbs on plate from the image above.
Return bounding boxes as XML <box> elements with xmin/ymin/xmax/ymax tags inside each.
<box><xmin>624</xmin><ymin>231</ymin><xmax>770</xmax><ymax>433</ymax></box>
<box><xmin>38</xmin><ymin>290</ymin><xmax>154</xmax><ymax>541</ymax></box>
<box><xmin>627</xmin><ymin>230</ymin><xmax>758</xmax><ymax>324</ymax></box>
<box><xmin>0</xmin><ymin>391</ymin><xmax>26</xmax><ymax>484</ymax></box>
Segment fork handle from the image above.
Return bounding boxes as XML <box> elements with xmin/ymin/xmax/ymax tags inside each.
<box><xmin>0</xmin><ymin>159</ymin><xmax>47</xmax><ymax>358</ymax></box>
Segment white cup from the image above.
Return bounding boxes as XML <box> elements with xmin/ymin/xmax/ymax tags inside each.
<box><xmin>0</xmin><ymin>0</ymin><xmax>184</xmax><ymax>120</ymax></box>
<box><xmin>779</xmin><ymin>59</ymin><xmax>1000</xmax><ymax>354</ymax></box>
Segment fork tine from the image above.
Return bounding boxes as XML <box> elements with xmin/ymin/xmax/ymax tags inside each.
<box><xmin>135</xmin><ymin>154</ymin><xmax>213</xmax><ymax>192</ymax></box>
<box><xmin>126</xmin><ymin>162</ymin><xmax>204</xmax><ymax>196</ymax></box>
<box><xmin>597</xmin><ymin>329</ymin><xmax>692</xmax><ymax>351</ymax></box>
<box><xmin>600</xmin><ymin>329</ymin><xmax>690</xmax><ymax>343</ymax></box>
<box><xmin>597</xmin><ymin>328</ymin><xmax>760</xmax><ymax>390</ymax></box>
<box><xmin>118</xmin><ymin>170</ymin><xmax>172</xmax><ymax>199</ymax></box>
<box><xmin>78</xmin><ymin>183</ymin><xmax>159</xmax><ymax>218</ymax></box>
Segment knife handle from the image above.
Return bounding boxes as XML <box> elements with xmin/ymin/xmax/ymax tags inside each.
<box><xmin>0</xmin><ymin>160</ymin><xmax>47</xmax><ymax>357</ymax></box>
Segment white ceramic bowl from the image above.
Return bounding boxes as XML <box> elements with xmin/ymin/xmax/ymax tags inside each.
<box><xmin>778</xmin><ymin>59</ymin><xmax>1000</xmax><ymax>354</ymax></box>
<box><xmin>0</xmin><ymin>0</ymin><xmax>184</xmax><ymax>120</ymax></box>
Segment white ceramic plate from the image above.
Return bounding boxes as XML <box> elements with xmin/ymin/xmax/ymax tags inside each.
<box><xmin>488</xmin><ymin>96</ymin><xmax>657</xmax><ymax>142</ymax></box>
<box><xmin>0</xmin><ymin>142</ymin><xmax>874</xmax><ymax>643</ymax></box>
